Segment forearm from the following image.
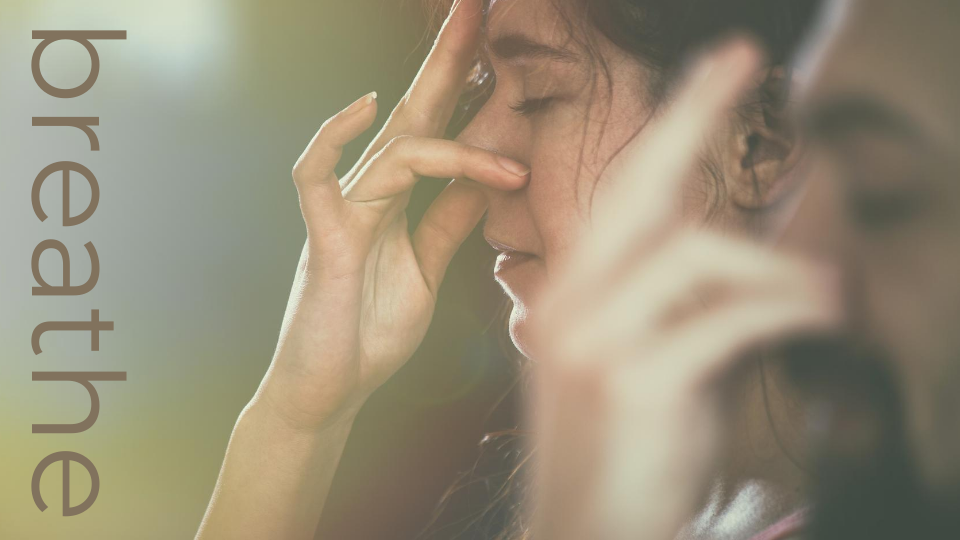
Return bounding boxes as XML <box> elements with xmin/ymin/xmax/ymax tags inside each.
<box><xmin>195</xmin><ymin>396</ymin><xmax>355</xmax><ymax>540</ymax></box>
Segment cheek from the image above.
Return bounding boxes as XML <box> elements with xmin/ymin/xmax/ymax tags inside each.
<box><xmin>505</xmin><ymin>136</ymin><xmax>598</xmax><ymax>358</ymax></box>
<box><xmin>525</xmin><ymin>112</ymin><xmax>644</xmax><ymax>271</ymax></box>
<box><xmin>860</xmin><ymin>224</ymin><xmax>960</xmax><ymax>358</ymax></box>
<box><xmin>526</xmin><ymin>138</ymin><xmax>590</xmax><ymax>269</ymax></box>
<box><xmin>856</xmin><ymin>225</ymin><xmax>960</xmax><ymax>434</ymax></box>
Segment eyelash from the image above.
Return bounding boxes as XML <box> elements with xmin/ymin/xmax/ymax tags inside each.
<box><xmin>510</xmin><ymin>96</ymin><xmax>554</xmax><ymax>117</ymax></box>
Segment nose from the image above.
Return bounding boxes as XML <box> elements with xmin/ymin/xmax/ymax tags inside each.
<box><xmin>783</xmin><ymin>156</ymin><xmax>864</xmax><ymax>329</ymax></box>
<box><xmin>780</xmin><ymin>157</ymin><xmax>844</xmax><ymax>262</ymax></box>
<box><xmin>457</xmin><ymin>90</ymin><xmax>531</xmax><ymax>194</ymax></box>
<box><xmin>455</xmin><ymin>91</ymin><xmax>542</xmax><ymax>254</ymax></box>
<box><xmin>455</xmin><ymin>92</ymin><xmax>530</xmax><ymax>177</ymax></box>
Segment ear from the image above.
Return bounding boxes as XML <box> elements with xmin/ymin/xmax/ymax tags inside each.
<box><xmin>722</xmin><ymin>67</ymin><xmax>804</xmax><ymax>212</ymax></box>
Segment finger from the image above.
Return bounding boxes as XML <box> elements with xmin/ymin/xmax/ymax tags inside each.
<box><xmin>294</xmin><ymin>92</ymin><xmax>379</xmax><ymax>187</ymax></box>
<box><xmin>342</xmin><ymin>136</ymin><xmax>529</xmax><ymax>202</ymax></box>
<box><xmin>583</xmin><ymin>294</ymin><xmax>841</xmax><ymax>540</ymax></box>
<box><xmin>292</xmin><ymin>92</ymin><xmax>379</xmax><ymax>225</ymax></box>
<box><xmin>642</xmin><ymin>293</ymin><xmax>841</xmax><ymax>391</ymax></box>
<box><xmin>532</xmin><ymin>360</ymin><xmax>608</xmax><ymax>540</ymax></box>
<box><xmin>401</xmin><ymin>0</ymin><xmax>483</xmax><ymax>130</ymax></box>
<box><xmin>411</xmin><ymin>179</ymin><xmax>487</xmax><ymax>296</ymax></box>
<box><xmin>556</xmin><ymin>233</ymin><xmax>834</xmax><ymax>363</ymax></box>
<box><xmin>349</xmin><ymin>0</ymin><xmax>483</xmax><ymax>174</ymax></box>
<box><xmin>597</xmin><ymin>38</ymin><xmax>763</xmax><ymax>253</ymax></box>
<box><xmin>558</xmin><ymin>39</ymin><xmax>764</xmax><ymax>297</ymax></box>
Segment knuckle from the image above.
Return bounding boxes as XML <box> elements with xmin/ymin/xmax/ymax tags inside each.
<box><xmin>317</xmin><ymin>114</ymin><xmax>337</xmax><ymax>136</ymax></box>
<box><xmin>291</xmin><ymin>116</ymin><xmax>341</xmax><ymax>185</ymax></box>
<box><xmin>383</xmin><ymin>135</ymin><xmax>426</xmax><ymax>169</ymax></box>
<box><xmin>395</xmin><ymin>97</ymin><xmax>441</xmax><ymax>132</ymax></box>
<box><xmin>383</xmin><ymin>134</ymin><xmax>415</xmax><ymax>155</ymax></box>
<box><xmin>291</xmin><ymin>157</ymin><xmax>307</xmax><ymax>184</ymax></box>
<box><xmin>460</xmin><ymin>144</ymin><xmax>485</xmax><ymax>163</ymax></box>
<box><xmin>311</xmin><ymin>119</ymin><xmax>337</xmax><ymax>150</ymax></box>
<box><xmin>315</xmin><ymin>115</ymin><xmax>346</xmax><ymax>149</ymax></box>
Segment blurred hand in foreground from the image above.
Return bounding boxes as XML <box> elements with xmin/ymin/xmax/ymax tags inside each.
<box><xmin>530</xmin><ymin>38</ymin><xmax>841</xmax><ymax>540</ymax></box>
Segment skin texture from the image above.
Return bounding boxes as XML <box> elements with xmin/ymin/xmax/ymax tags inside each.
<box><xmin>794</xmin><ymin>0</ymin><xmax>960</xmax><ymax>495</ymax></box>
<box><xmin>197</xmin><ymin>1</ymin><xmax>826</xmax><ymax>539</ymax></box>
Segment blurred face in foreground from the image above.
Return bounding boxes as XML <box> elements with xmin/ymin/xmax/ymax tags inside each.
<box><xmin>798</xmin><ymin>0</ymin><xmax>960</xmax><ymax>497</ymax></box>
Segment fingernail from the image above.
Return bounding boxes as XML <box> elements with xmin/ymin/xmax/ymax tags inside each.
<box><xmin>344</xmin><ymin>91</ymin><xmax>377</xmax><ymax>115</ymax></box>
<box><xmin>496</xmin><ymin>155</ymin><xmax>530</xmax><ymax>177</ymax></box>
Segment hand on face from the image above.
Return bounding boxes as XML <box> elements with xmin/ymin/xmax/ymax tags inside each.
<box><xmin>528</xmin><ymin>39</ymin><xmax>842</xmax><ymax>540</ymax></box>
<box><xmin>258</xmin><ymin>0</ymin><xmax>530</xmax><ymax>430</ymax></box>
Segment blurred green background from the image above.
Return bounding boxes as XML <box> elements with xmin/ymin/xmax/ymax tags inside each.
<box><xmin>0</xmin><ymin>1</ymin><xmax>517</xmax><ymax>538</ymax></box>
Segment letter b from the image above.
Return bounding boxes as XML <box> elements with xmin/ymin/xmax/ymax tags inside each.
<box><xmin>32</xmin><ymin>30</ymin><xmax>127</xmax><ymax>98</ymax></box>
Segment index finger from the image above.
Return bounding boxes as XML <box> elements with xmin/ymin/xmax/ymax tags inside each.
<box><xmin>350</xmin><ymin>0</ymin><xmax>484</xmax><ymax>173</ymax></box>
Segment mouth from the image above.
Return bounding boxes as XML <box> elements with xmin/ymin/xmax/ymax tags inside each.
<box><xmin>493</xmin><ymin>250</ymin><xmax>536</xmax><ymax>276</ymax></box>
<box><xmin>483</xmin><ymin>235</ymin><xmax>537</xmax><ymax>281</ymax></box>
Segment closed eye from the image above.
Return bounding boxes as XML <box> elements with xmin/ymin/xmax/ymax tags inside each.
<box><xmin>846</xmin><ymin>187</ymin><xmax>927</xmax><ymax>233</ymax></box>
<box><xmin>510</xmin><ymin>96</ymin><xmax>554</xmax><ymax>117</ymax></box>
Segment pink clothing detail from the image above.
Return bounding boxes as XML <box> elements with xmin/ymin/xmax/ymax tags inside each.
<box><xmin>748</xmin><ymin>508</ymin><xmax>808</xmax><ymax>540</ymax></box>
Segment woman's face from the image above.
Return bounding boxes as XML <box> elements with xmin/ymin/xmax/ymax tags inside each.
<box><xmin>457</xmin><ymin>0</ymin><xmax>759</xmax><ymax>357</ymax></box>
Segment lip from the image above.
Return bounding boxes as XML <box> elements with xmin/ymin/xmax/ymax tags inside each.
<box><xmin>493</xmin><ymin>250</ymin><xmax>536</xmax><ymax>277</ymax></box>
<box><xmin>484</xmin><ymin>235</ymin><xmax>537</xmax><ymax>280</ymax></box>
<box><xmin>484</xmin><ymin>235</ymin><xmax>520</xmax><ymax>253</ymax></box>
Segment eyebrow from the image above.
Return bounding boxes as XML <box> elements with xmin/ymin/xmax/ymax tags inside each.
<box><xmin>805</xmin><ymin>94</ymin><xmax>921</xmax><ymax>142</ymax></box>
<box><xmin>487</xmin><ymin>33</ymin><xmax>578</xmax><ymax>63</ymax></box>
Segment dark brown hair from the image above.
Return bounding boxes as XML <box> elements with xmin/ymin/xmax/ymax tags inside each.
<box><xmin>428</xmin><ymin>0</ymin><xmax>822</xmax><ymax>224</ymax></box>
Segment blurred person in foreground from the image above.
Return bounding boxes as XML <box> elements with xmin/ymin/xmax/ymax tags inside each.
<box><xmin>786</xmin><ymin>0</ymin><xmax>960</xmax><ymax>537</ymax></box>
<box><xmin>195</xmin><ymin>0</ymin><xmax>830</xmax><ymax>539</ymax></box>
<box><xmin>527</xmin><ymin>0</ymin><xmax>960</xmax><ymax>539</ymax></box>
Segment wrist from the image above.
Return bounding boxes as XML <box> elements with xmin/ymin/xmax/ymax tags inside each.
<box><xmin>247</xmin><ymin>380</ymin><xmax>363</xmax><ymax>436</ymax></box>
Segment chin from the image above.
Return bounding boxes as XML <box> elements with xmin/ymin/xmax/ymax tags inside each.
<box><xmin>507</xmin><ymin>301</ymin><xmax>536</xmax><ymax>360</ymax></box>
